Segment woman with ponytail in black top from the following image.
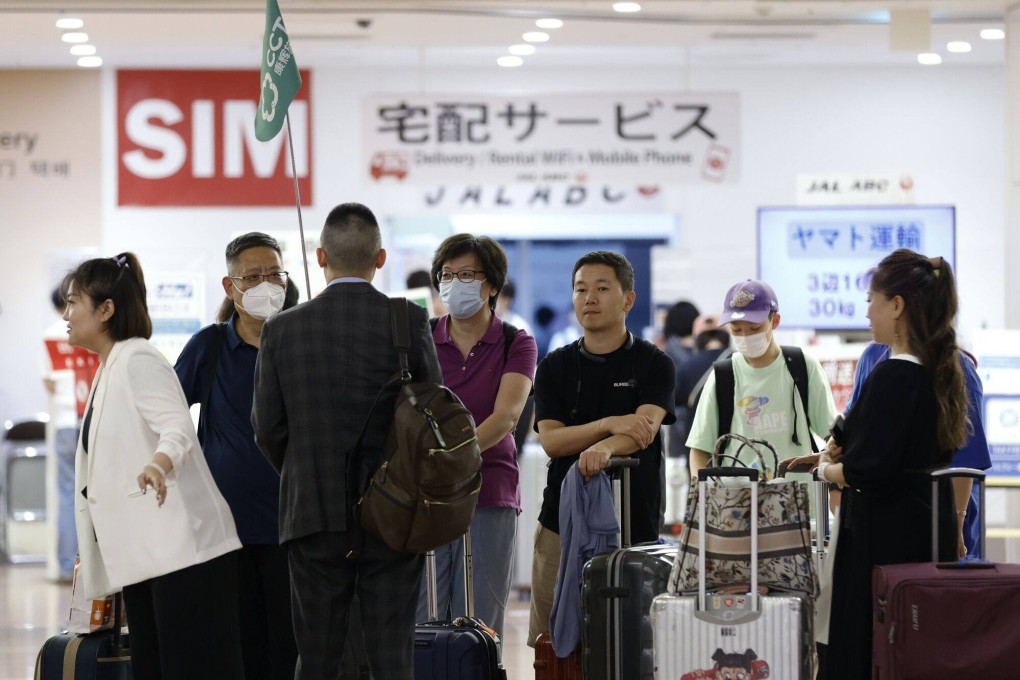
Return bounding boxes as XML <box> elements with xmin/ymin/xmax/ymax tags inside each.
<box><xmin>817</xmin><ymin>249</ymin><xmax>970</xmax><ymax>679</ymax></box>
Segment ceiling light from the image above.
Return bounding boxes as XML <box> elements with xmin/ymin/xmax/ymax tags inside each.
<box><xmin>61</xmin><ymin>32</ymin><xmax>89</xmax><ymax>43</ymax></box>
<box><xmin>536</xmin><ymin>18</ymin><xmax>563</xmax><ymax>29</ymax></box>
<box><xmin>70</xmin><ymin>44</ymin><xmax>96</xmax><ymax>56</ymax></box>
<box><xmin>613</xmin><ymin>2</ymin><xmax>642</xmax><ymax>12</ymax></box>
<box><xmin>522</xmin><ymin>31</ymin><xmax>549</xmax><ymax>43</ymax></box>
<box><xmin>77</xmin><ymin>56</ymin><xmax>102</xmax><ymax>68</ymax></box>
<box><xmin>980</xmin><ymin>28</ymin><xmax>1005</xmax><ymax>41</ymax></box>
<box><xmin>55</xmin><ymin>18</ymin><xmax>84</xmax><ymax>30</ymax></box>
<box><xmin>497</xmin><ymin>56</ymin><xmax>523</xmax><ymax>68</ymax></box>
<box><xmin>509</xmin><ymin>44</ymin><xmax>536</xmax><ymax>56</ymax></box>
<box><xmin>917</xmin><ymin>53</ymin><xmax>942</xmax><ymax>65</ymax></box>
<box><xmin>947</xmin><ymin>41</ymin><xmax>971</xmax><ymax>53</ymax></box>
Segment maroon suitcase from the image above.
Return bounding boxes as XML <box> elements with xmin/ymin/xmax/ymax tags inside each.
<box><xmin>533</xmin><ymin>633</ymin><xmax>582</xmax><ymax>680</ymax></box>
<box><xmin>872</xmin><ymin>468</ymin><xmax>1020</xmax><ymax>678</ymax></box>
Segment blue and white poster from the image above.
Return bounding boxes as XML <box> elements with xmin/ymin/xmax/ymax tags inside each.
<box><xmin>975</xmin><ymin>330</ymin><xmax>1020</xmax><ymax>481</ymax></box>
<box><xmin>758</xmin><ymin>205</ymin><xmax>956</xmax><ymax>330</ymax></box>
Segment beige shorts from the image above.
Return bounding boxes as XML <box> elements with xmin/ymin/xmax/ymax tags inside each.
<box><xmin>527</xmin><ymin>523</ymin><xmax>561</xmax><ymax>647</ymax></box>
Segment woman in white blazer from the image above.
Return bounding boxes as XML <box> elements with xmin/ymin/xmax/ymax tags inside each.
<box><xmin>65</xmin><ymin>252</ymin><xmax>244</xmax><ymax>680</ymax></box>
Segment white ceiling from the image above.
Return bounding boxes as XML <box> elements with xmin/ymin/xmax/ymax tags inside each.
<box><xmin>0</xmin><ymin>1</ymin><xmax>1010</xmax><ymax>70</ymax></box>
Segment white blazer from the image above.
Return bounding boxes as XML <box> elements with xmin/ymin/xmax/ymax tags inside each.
<box><xmin>74</xmin><ymin>337</ymin><xmax>240</xmax><ymax>599</ymax></box>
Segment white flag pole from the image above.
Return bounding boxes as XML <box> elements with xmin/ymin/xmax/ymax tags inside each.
<box><xmin>284</xmin><ymin>113</ymin><xmax>312</xmax><ymax>301</ymax></box>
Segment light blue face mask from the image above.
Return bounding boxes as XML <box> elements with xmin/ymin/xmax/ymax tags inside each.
<box><xmin>439</xmin><ymin>279</ymin><xmax>487</xmax><ymax>319</ymax></box>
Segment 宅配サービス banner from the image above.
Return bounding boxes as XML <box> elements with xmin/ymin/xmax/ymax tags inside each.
<box><xmin>362</xmin><ymin>93</ymin><xmax>739</xmax><ymax>186</ymax></box>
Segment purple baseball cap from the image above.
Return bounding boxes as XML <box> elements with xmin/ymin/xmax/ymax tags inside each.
<box><xmin>719</xmin><ymin>279</ymin><xmax>779</xmax><ymax>325</ymax></box>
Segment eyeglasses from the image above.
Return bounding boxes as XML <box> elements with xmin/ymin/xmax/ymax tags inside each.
<box><xmin>437</xmin><ymin>270</ymin><xmax>485</xmax><ymax>284</ymax></box>
<box><xmin>229</xmin><ymin>271</ymin><xmax>289</xmax><ymax>288</ymax></box>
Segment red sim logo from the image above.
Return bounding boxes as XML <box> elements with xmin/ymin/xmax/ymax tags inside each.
<box><xmin>118</xmin><ymin>70</ymin><xmax>312</xmax><ymax>207</ymax></box>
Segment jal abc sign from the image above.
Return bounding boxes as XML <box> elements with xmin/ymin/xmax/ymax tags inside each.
<box><xmin>117</xmin><ymin>70</ymin><xmax>312</xmax><ymax>207</ymax></box>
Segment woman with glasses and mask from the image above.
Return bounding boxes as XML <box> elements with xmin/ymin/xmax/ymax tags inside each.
<box><xmin>66</xmin><ymin>252</ymin><xmax>243</xmax><ymax>680</ymax></box>
<box><xmin>416</xmin><ymin>234</ymin><xmax>538</xmax><ymax>637</ymax></box>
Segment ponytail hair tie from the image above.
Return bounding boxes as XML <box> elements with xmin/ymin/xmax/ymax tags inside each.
<box><xmin>111</xmin><ymin>254</ymin><xmax>130</xmax><ymax>269</ymax></box>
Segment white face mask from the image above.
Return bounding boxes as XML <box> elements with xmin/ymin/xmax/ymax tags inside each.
<box><xmin>439</xmin><ymin>279</ymin><xmax>486</xmax><ymax>319</ymax></box>
<box><xmin>237</xmin><ymin>281</ymin><xmax>285</xmax><ymax>321</ymax></box>
<box><xmin>732</xmin><ymin>330</ymin><xmax>771</xmax><ymax>358</ymax></box>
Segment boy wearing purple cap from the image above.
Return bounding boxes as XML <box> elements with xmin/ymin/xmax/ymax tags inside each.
<box><xmin>686</xmin><ymin>279</ymin><xmax>837</xmax><ymax>477</ymax></box>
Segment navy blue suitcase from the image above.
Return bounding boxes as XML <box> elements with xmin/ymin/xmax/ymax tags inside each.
<box><xmin>35</xmin><ymin>632</ymin><xmax>131</xmax><ymax>680</ymax></box>
<box><xmin>414</xmin><ymin>620</ymin><xmax>503</xmax><ymax>680</ymax></box>
<box><xmin>35</xmin><ymin>594</ymin><xmax>130</xmax><ymax>680</ymax></box>
<box><xmin>413</xmin><ymin>532</ymin><xmax>506</xmax><ymax>680</ymax></box>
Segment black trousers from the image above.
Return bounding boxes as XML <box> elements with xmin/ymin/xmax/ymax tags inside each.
<box><xmin>122</xmin><ymin>551</ymin><xmax>244</xmax><ymax>680</ymax></box>
<box><xmin>237</xmin><ymin>543</ymin><xmax>298</xmax><ymax>680</ymax></box>
<box><xmin>288</xmin><ymin>531</ymin><xmax>423</xmax><ymax>680</ymax></box>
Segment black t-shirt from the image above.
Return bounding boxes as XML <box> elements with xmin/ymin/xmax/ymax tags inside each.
<box><xmin>534</xmin><ymin>336</ymin><xmax>676</xmax><ymax>542</ymax></box>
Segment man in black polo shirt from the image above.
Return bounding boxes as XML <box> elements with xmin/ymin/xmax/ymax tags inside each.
<box><xmin>175</xmin><ymin>233</ymin><xmax>297</xmax><ymax>680</ymax></box>
<box><xmin>527</xmin><ymin>250</ymin><xmax>676</xmax><ymax>647</ymax></box>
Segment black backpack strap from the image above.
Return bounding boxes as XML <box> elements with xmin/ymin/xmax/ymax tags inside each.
<box><xmin>713</xmin><ymin>356</ymin><xmax>736</xmax><ymax>454</ymax></box>
<box><xmin>197</xmin><ymin>323</ymin><xmax>224</xmax><ymax>446</ymax></box>
<box><xmin>781</xmin><ymin>346</ymin><xmax>817</xmax><ymax>453</ymax></box>
<box><xmin>429</xmin><ymin>316</ymin><xmax>439</xmax><ymax>333</ymax></box>
<box><xmin>346</xmin><ymin>298</ymin><xmax>413</xmax><ymax>560</ymax></box>
<box><xmin>390</xmin><ymin>297</ymin><xmax>412</xmax><ymax>375</ymax></box>
<box><xmin>688</xmin><ymin>347</ymin><xmax>735</xmax><ymax>410</ymax></box>
<box><xmin>500</xmin><ymin>321</ymin><xmax>518</xmax><ymax>364</ymax></box>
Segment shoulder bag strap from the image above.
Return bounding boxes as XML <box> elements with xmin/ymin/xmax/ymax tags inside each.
<box><xmin>197</xmin><ymin>323</ymin><xmax>224</xmax><ymax>446</ymax></box>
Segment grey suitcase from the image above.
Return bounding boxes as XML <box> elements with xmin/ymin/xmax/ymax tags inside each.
<box><xmin>651</xmin><ymin>467</ymin><xmax>817</xmax><ymax>680</ymax></box>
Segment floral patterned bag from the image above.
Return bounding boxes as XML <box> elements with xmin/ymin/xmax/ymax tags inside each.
<box><xmin>669</xmin><ymin>435</ymin><xmax>817</xmax><ymax>596</ymax></box>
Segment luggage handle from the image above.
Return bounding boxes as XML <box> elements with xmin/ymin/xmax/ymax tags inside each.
<box><xmin>605</xmin><ymin>457</ymin><xmax>639</xmax><ymax>549</ymax></box>
<box><xmin>110</xmin><ymin>592</ymin><xmax>128</xmax><ymax>654</ymax></box>
<box><xmin>696</xmin><ymin>468</ymin><xmax>759</xmax><ymax>623</ymax></box>
<box><xmin>930</xmin><ymin>468</ymin><xmax>986</xmax><ymax>564</ymax></box>
<box><xmin>424</xmin><ymin>529</ymin><xmax>480</xmax><ymax>623</ymax></box>
<box><xmin>812</xmin><ymin>468</ymin><xmax>830</xmax><ymax>575</ymax></box>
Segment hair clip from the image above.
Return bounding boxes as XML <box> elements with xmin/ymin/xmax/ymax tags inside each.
<box><xmin>928</xmin><ymin>256</ymin><xmax>942</xmax><ymax>271</ymax></box>
<box><xmin>111</xmin><ymin>254</ymin><xmax>130</xmax><ymax>269</ymax></box>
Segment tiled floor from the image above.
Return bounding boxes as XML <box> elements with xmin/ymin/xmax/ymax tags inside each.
<box><xmin>0</xmin><ymin>563</ymin><xmax>535</xmax><ymax>680</ymax></box>
<box><xmin>0</xmin><ymin>565</ymin><xmax>72</xmax><ymax>680</ymax></box>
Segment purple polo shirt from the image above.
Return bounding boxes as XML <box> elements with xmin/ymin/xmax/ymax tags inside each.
<box><xmin>433</xmin><ymin>314</ymin><xmax>538</xmax><ymax>512</ymax></box>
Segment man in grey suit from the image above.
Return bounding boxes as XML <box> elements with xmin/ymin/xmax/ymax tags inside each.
<box><xmin>253</xmin><ymin>202</ymin><xmax>441</xmax><ymax>680</ymax></box>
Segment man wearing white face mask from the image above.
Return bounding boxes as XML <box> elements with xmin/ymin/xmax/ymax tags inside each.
<box><xmin>174</xmin><ymin>232</ymin><xmax>297</xmax><ymax>680</ymax></box>
<box><xmin>686</xmin><ymin>279</ymin><xmax>837</xmax><ymax>479</ymax></box>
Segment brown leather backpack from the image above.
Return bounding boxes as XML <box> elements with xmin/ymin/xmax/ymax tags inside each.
<box><xmin>351</xmin><ymin>298</ymin><xmax>482</xmax><ymax>555</ymax></box>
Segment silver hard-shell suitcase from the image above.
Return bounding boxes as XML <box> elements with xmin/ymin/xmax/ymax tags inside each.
<box><xmin>651</xmin><ymin>467</ymin><xmax>818</xmax><ymax>680</ymax></box>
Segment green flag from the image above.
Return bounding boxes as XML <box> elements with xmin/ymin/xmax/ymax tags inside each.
<box><xmin>255</xmin><ymin>0</ymin><xmax>302</xmax><ymax>142</ymax></box>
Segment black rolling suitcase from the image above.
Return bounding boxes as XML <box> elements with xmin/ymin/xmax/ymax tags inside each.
<box><xmin>35</xmin><ymin>594</ymin><xmax>131</xmax><ymax>680</ymax></box>
<box><xmin>580</xmin><ymin>457</ymin><xmax>675</xmax><ymax>680</ymax></box>
<box><xmin>581</xmin><ymin>543</ymin><xmax>676</xmax><ymax>680</ymax></box>
<box><xmin>413</xmin><ymin>531</ymin><xmax>507</xmax><ymax>680</ymax></box>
